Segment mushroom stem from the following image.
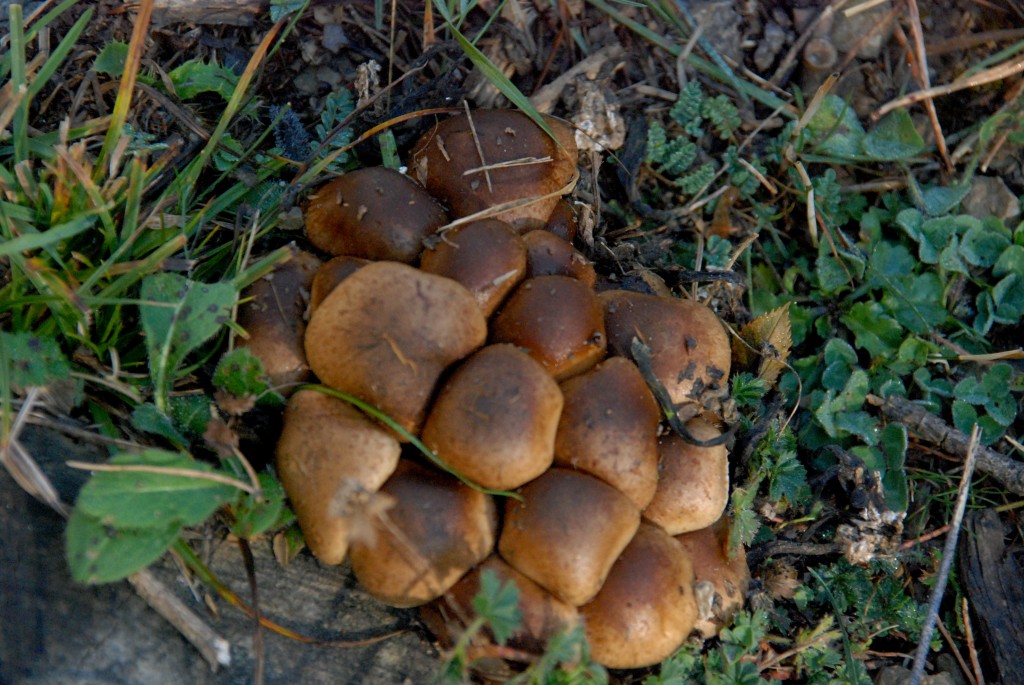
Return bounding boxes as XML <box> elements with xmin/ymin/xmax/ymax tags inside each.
<box><xmin>298</xmin><ymin>384</ymin><xmax>522</xmax><ymax>501</ymax></box>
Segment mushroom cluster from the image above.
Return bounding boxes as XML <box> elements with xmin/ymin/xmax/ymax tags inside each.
<box><xmin>244</xmin><ymin>109</ymin><xmax>748</xmax><ymax>669</ymax></box>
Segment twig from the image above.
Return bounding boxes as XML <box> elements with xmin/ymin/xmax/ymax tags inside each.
<box><xmin>934</xmin><ymin>615</ymin><xmax>977</xmax><ymax>685</ymax></box>
<box><xmin>873</xmin><ymin>56</ymin><xmax>1024</xmax><ymax>119</ymax></box>
<box><xmin>899</xmin><ymin>524</ymin><xmax>950</xmax><ymax>551</ymax></box>
<box><xmin>962</xmin><ymin>597</ymin><xmax>986</xmax><ymax>685</ymax></box>
<box><xmin>128</xmin><ymin>569</ymin><xmax>232</xmax><ymax>670</ymax></box>
<box><xmin>867</xmin><ymin>394</ymin><xmax>1024</xmax><ymax>496</ymax></box>
<box><xmin>908</xmin><ymin>424</ymin><xmax>980</xmax><ymax>685</ymax></box>
<box><xmin>901</xmin><ymin>0</ymin><xmax>952</xmax><ymax>171</ymax></box>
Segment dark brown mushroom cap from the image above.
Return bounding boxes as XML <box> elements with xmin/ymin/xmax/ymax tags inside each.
<box><xmin>601</xmin><ymin>289</ymin><xmax>731</xmax><ymax>408</ymax></box>
<box><xmin>419</xmin><ymin>220</ymin><xmax>527</xmax><ymax>317</ymax></box>
<box><xmin>521</xmin><ymin>230</ymin><xmax>596</xmax><ymax>287</ymax></box>
<box><xmin>580</xmin><ymin>523</ymin><xmax>698</xmax><ymax>669</ymax></box>
<box><xmin>350</xmin><ymin>460</ymin><xmax>498</xmax><ymax>608</ymax></box>
<box><xmin>420</xmin><ymin>555</ymin><xmax>580</xmax><ymax>654</ymax></box>
<box><xmin>643</xmin><ymin>418</ymin><xmax>730</xmax><ymax>535</ymax></box>
<box><xmin>309</xmin><ymin>255</ymin><xmax>368</xmax><ymax>313</ymax></box>
<box><xmin>490</xmin><ymin>275</ymin><xmax>606</xmax><ymax>381</ymax></box>
<box><xmin>543</xmin><ymin>198</ymin><xmax>578</xmax><ymax>242</ymax></box>
<box><xmin>236</xmin><ymin>248</ymin><xmax>321</xmax><ymax>393</ymax></box>
<box><xmin>499</xmin><ymin>468</ymin><xmax>640</xmax><ymax>606</ymax></box>
<box><xmin>275</xmin><ymin>389</ymin><xmax>402</xmax><ymax>565</ymax></box>
<box><xmin>554</xmin><ymin>357</ymin><xmax>661</xmax><ymax>509</ymax></box>
<box><xmin>676</xmin><ymin>517</ymin><xmax>750</xmax><ymax>639</ymax></box>
<box><xmin>422</xmin><ymin>344</ymin><xmax>562</xmax><ymax>491</ymax></box>
<box><xmin>304</xmin><ymin>261</ymin><xmax>487</xmax><ymax>436</ymax></box>
<box><xmin>409</xmin><ymin>110</ymin><xmax>578</xmax><ymax>232</ymax></box>
<box><xmin>304</xmin><ymin>167</ymin><xmax>448</xmax><ymax>263</ymax></box>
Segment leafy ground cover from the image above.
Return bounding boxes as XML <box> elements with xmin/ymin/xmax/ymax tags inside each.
<box><xmin>2</xmin><ymin>0</ymin><xmax>1023</xmax><ymax>683</ymax></box>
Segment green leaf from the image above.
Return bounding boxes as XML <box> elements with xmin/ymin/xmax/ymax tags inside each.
<box><xmin>882</xmin><ymin>272</ymin><xmax>948</xmax><ymax>334</ymax></box>
<box><xmin>980</xmin><ymin>364</ymin><xmax>1013</xmax><ymax>396</ymax></box>
<box><xmin>992</xmin><ymin>274</ymin><xmax>1024</xmax><ymax>324</ymax></box>
<box><xmin>915</xmin><ymin>179</ymin><xmax>972</xmax><ymax>216</ymax></box>
<box><xmin>0</xmin><ymin>332</ymin><xmax>71</xmax><ymax>391</ymax></box>
<box><xmin>768</xmin><ymin>450</ymin><xmax>809</xmax><ymax>504</ymax></box>
<box><xmin>472</xmin><ymin>569</ymin><xmax>523</xmax><ymax>646</ymax></box>
<box><xmin>93</xmin><ymin>40</ymin><xmax>128</xmax><ymax>77</ymax></box>
<box><xmin>131</xmin><ymin>403</ymin><xmax>188</xmax><ymax>445</ymax></box>
<box><xmin>140</xmin><ymin>273</ymin><xmax>236</xmax><ymax>411</ymax></box>
<box><xmin>75</xmin><ymin>449</ymin><xmax>237</xmax><ymax>529</ymax></box>
<box><xmin>961</xmin><ymin>223</ymin><xmax>1011</xmax><ymax>267</ymax></box>
<box><xmin>230</xmin><ymin>473</ymin><xmax>290</xmax><ymax>539</ymax></box>
<box><xmin>867</xmin><ymin>241</ymin><xmax>916</xmax><ymax>285</ymax></box>
<box><xmin>807</xmin><ymin>95</ymin><xmax>865</xmax><ymax>157</ymax></box>
<box><xmin>168</xmin><ymin>60</ymin><xmax>239</xmax><ymax>101</ymax></box>
<box><xmin>841</xmin><ymin>302</ymin><xmax>904</xmax><ymax>358</ymax></box>
<box><xmin>169</xmin><ymin>395</ymin><xmax>212</xmax><ymax>436</ymax></box>
<box><xmin>994</xmin><ymin>244</ymin><xmax>1024</xmax><ymax>277</ymax></box>
<box><xmin>863</xmin><ymin>110</ymin><xmax>924</xmax><ymax>161</ymax></box>
<box><xmin>824</xmin><ymin>338</ymin><xmax>858</xmax><ymax>367</ymax></box>
<box><xmin>66</xmin><ymin>509</ymin><xmax>180</xmax><ymax>584</ymax></box>
<box><xmin>213</xmin><ymin>348</ymin><xmax>273</xmax><ymax>399</ymax></box>
<box><xmin>951</xmin><ymin>400</ymin><xmax>979</xmax><ymax>436</ymax></box>
<box><xmin>835</xmin><ymin>410</ymin><xmax>878</xmax><ymax>445</ymax></box>
<box><xmin>879</xmin><ymin>424</ymin><xmax>908</xmax><ymax>512</ymax></box>
<box><xmin>985</xmin><ymin>394</ymin><xmax>1017</xmax><ymax>427</ymax></box>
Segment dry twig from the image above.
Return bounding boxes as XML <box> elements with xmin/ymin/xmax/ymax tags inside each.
<box><xmin>867</xmin><ymin>394</ymin><xmax>1024</xmax><ymax>496</ymax></box>
<box><xmin>908</xmin><ymin>424</ymin><xmax>980</xmax><ymax>685</ymax></box>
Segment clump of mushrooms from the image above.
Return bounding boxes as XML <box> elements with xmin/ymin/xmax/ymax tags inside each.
<box><xmin>236</xmin><ymin>109</ymin><xmax>747</xmax><ymax>671</ymax></box>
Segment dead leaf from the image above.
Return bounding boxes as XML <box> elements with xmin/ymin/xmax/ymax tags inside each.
<box><xmin>734</xmin><ymin>304</ymin><xmax>793</xmax><ymax>386</ymax></box>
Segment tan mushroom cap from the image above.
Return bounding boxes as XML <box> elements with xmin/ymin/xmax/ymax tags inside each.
<box><xmin>304</xmin><ymin>261</ymin><xmax>487</xmax><ymax>436</ymax></box>
<box><xmin>499</xmin><ymin>468</ymin><xmax>640</xmax><ymax>606</ymax></box>
<box><xmin>421</xmin><ymin>555</ymin><xmax>580</xmax><ymax>654</ymax></box>
<box><xmin>422</xmin><ymin>344</ymin><xmax>562</xmax><ymax>491</ymax></box>
<box><xmin>580</xmin><ymin>523</ymin><xmax>698</xmax><ymax>669</ymax></box>
<box><xmin>309</xmin><ymin>255</ymin><xmax>368</xmax><ymax>313</ymax></box>
<box><xmin>601</xmin><ymin>290</ymin><xmax>731</xmax><ymax>408</ymax></box>
<box><xmin>350</xmin><ymin>460</ymin><xmax>497</xmax><ymax>608</ymax></box>
<box><xmin>275</xmin><ymin>389</ymin><xmax>402</xmax><ymax>565</ymax></box>
<box><xmin>490</xmin><ymin>276</ymin><xmax>606</xmax><ymax>381</ymax></box>
<box><xmin>554</xmin><ymin>357</ymin><xmax>661</xmax><ymax>509</ymax></box>
<box><xmin>304</xmin><ymin>166</ymin><xmax>448</xmax><ymax>263</ymax></box>
<box><xmin>409</xmin><ymin>110</ymin><xmax>578</xmax><ymax>231</ymax></box>
<box><xmin>419</xmin><ymin>219</ymin><xmax>527</xmax><ymax>317</ymax></box>
<box><xmin>644</xmin><ymin>418</ymin><xmax>730</xmax><ymax>535</ymax></box>
<box><xmin>236</xmin><ymin>248</ymin><xmax>321</xmax><ymax>393</ymax></box>
<box><xmin>521</xmin><ymin>230</ymin><xmax>596</xmax><ymax>287</ymax></box>
<box><xmin>676</xmin><ymin>516</ymin><xmax>750</xmax><ymax>639</ymax></box>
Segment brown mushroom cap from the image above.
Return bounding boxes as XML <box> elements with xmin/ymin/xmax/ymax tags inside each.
<box><xmin>275</xmin><ymin>389</ymin><xmax>402</xmax><ymax>565</ymax></box>
<box><xmin>235</xmin><ymin>248</ymin><xmax>321</xmax><ymax>393</ymax></box>
<box><xmin>676</xmin><ymin>516</ymin><xmax>750</xmax><ymax>638</ymax></box>
<box><xmin>580</xmin><ymin>523</ymin><xmax>698</xmax><ymax>669</ymax></box>
<box><xmin>304</xmin><ymin>167</ymin><xmax>448</xmax><ymax>263</ymax></box>
<box><xmin>521</xmin><ymin>230</ymin><xmax>596</xmax><ymax>287</ymax></box>
<box><xmin>543</xmin><ymin>198</ymin><xmax>578</xmax><ymax>242</ymax></box>
<box><xmin>350</xmin><ymin>460</ymin><xmax>497</xmax><ymax>608</ymax></box>
<box><xmin>554</xmin><ymin>357</ymin><xmax>661</xmax><ymax>509</ymax></box>
<box><xmin>490</xmin><ymin>275</ymin><xmax>606</xmax><ymax>381</ymax></box>
<box><xmin>422</xmin><ymin>344</ymin><xmax>562</xmax><ymax>491</ymax></box>
<box><xmin>419</xmin><ymin>219</ymin><xmax>527</xmax><ymax>317</ymax></box>
<box><xmin>421</xmin><ymin>555</ymin><xmax>580</xmax><ymax>654</ymax></box>
<box><xmin>304</xmin><ymin>261</ymin><xmax>487</xmax><ymax>436</ymax></box>
<box><xmin>309</xmin><ymin>255</ymin><xmax>369</xmax><ymax>313</ymax></box>
<box><xmin>601</xmin><ymin>290</ymin><xmax>731</xmax><ymax>409</ymax></box>
<box><xmin>644</xmin><ymin>418</ymin><xmax>730</xmax><ymax>535</ymax></box>
<box><xmin>499</xmin><ymin>468</ymin><xmax>639</xmax><ymax>606</ymax></box>
<box><xmin>409</xmin><ymin>110</ymin><xmax>578</xmax><ymax>232</ymax></box>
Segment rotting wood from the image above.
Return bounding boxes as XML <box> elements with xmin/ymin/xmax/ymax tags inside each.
<box><xmin>958</xmin><ymin>509</ymin><xmax>1024</xmax><ymax>684</ymax></box>
<box><xmin>866</xmin><ymin>394</ymin><xmax>1024</xmax><ymax>496</ymax></box>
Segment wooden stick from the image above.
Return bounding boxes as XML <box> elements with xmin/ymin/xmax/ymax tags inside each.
<box><xmin>867</xmin><ymin>394</ymin><xmax>1024</xmax><ymax>496</ymax></box>
<box><xmin>128</xmin><ymin>569</ymin><xmax>232</xmax><ymax>670</ymax></box>
<box><xmin>908</xmin><ymin>425</ymin><xmax>980</xmax><ymax>685</ymax></box>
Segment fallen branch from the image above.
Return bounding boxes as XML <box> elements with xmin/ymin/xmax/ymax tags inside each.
<box><xmin>867</xmin><ymin>394</ymin><xmax>1024</xmax><ymax>496</ymax></box>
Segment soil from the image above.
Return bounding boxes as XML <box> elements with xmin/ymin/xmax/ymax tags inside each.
<box><xmin>2</xmin><ymin>0</ymin><xmax>1023</xmax><ymax>683</ymax></box>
